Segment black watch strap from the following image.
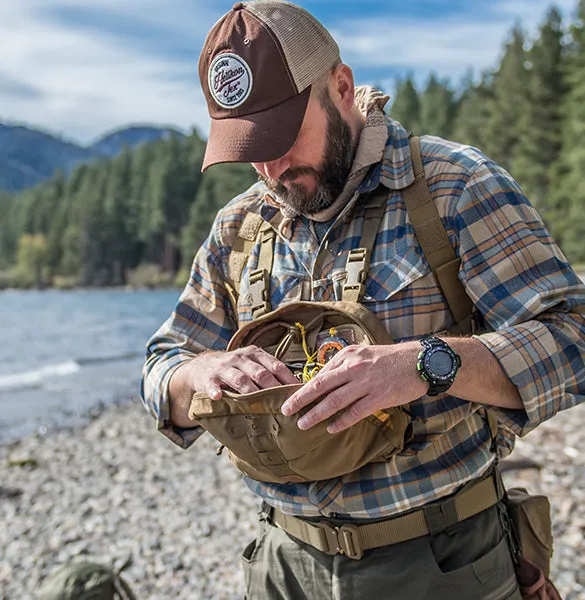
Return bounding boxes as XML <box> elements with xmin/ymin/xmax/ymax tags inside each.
<box><xmin>417</xmin><ymin>336</ymin><xmax>461</xmax><ymax>396</ymax></box>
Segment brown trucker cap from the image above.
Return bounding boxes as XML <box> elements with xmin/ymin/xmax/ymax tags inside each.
<box><xmin>198</xmin><ymin>1</ymin><xmax>340</xmax><ymax>171</ymax></box>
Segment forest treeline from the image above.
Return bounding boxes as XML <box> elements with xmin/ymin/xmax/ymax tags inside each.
<box><xmin>1</xmin><ymin>1</ymin><xmax>584</xmax><ymax>288</ymax></box>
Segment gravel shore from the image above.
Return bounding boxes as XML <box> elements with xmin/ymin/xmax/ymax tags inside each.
<box><xmin>1</xmin><ymin>399</ymin><xmax>584</xmax><ymax>600</ymax></box>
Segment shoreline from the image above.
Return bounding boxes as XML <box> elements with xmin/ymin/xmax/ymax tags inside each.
<box><xmin>1</xmin><ymin>400</ymin><xmax>584</xmax><ymax>599</ymax></box>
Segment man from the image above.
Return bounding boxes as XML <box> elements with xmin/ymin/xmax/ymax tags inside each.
<box><xmin>141</xmin><ymin>1</ymin><xmax>585</xmax><ymax>598</ymax></box>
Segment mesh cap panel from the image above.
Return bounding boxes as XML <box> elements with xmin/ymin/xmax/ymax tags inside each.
<box><xmin>244</xmin><ymin>0</ymin><xmax>340</xmax><ymax>92</ymax></box>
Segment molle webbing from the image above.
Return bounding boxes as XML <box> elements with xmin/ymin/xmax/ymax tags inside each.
<box><xmin>226</xmin><ymin>212</ymin><xmax>264</xmax><ymax>314</ymax></box>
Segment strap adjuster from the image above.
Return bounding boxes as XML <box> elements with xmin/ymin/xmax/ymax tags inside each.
<box><xmin>317</xmin><ymin>522</ymin><xmax>364</xmax><ymax>560</ymax></box>
<box><xmin>342</xmin><ymin>247</ymin><xmax>370</xmax><ymax>300</ymax></box>
<box><xmin>248</xmin><ymin>268</ymin><xmax>270</xmax><ymax>318</ymax></box>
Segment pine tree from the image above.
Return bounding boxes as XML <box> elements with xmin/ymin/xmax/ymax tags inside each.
<box><xmin>181</xmin><ymin>163</ymin><xmax>257</xmax><ymax>264</ymax></box>
<box><xmin>484</xmin><ymin>27</ymin><xmax>530</xmax><ymax>169</ymax></box>
<box><xmin>389</xmin><ymin>75</ymin><xmax>420</xmax><ymax>133</ymax></box>
<box><xmin>453</xmin><ymin>72</ymin><xmax>495</xmax><ymax>149</ymax></box>
<box><xmin>0</xmin><ymin>192</ymin><xmax>16</xmax><ymax>268</ymax></box>
<box><xmin>47</xmin><ymin>164</ymin><xmax>90</xmax><ymax>275</ymax></box>
<box><xmin>103</xmin><ymin>148</ymin><xmax>133</xmax><ymax>284</ymax></box>
<box><xmin>78</xmin><ymin>163</ymin><xmax>110</xmax><ymax>286</ymax></box>
<box><xmin>513</xmin><ymin>8</ymin><xmax>566</xmax><ymax>211</ymax></box>
<box><xmin>418</xmin><ymin>74</ymin><xmax>457</xmax><ymax>138</ymax></box>
<box><xmin>550</xmin><ymin>0</ymin><xmax>585</xmax><ymax>260</ymax></box>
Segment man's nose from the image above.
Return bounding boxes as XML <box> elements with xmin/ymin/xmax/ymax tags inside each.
<box><xmin>252</xmin><ymin>155</ymin><xmax>291</xmax><ymax>181</ymax></box>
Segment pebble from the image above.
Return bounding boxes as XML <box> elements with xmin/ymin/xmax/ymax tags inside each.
<box><xmin>1</xmin><ymin>399</ymin><xmax>584</xmax><ymax>599</ymax></box>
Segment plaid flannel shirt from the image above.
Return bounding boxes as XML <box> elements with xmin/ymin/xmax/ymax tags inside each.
<box><xmin>141</xmin><ymin>117</ymin><xmax>585</xmax><ymax>519</ymax></box>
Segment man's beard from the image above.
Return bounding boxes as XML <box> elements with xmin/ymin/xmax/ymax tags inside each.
<box><xmin>259</xmin><ymin>98</ymin><xmax>355</xmax><ymax>218</ymax></box>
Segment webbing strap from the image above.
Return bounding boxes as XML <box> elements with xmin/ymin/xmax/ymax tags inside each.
<box><xmin>249</xmin><ymin>222</ymin><xmax>276</xmax><ymax>319</ymax></box>
<box><xmin>226</xmin><ymin>213</ymin><xmax>264</xmax><ymax>314</ymax></box>
<box><xmin>404</xmin><ymin>136</ymin><xmax>473</xmax><ymax>333</ymax></box>
<box><xmin>270</xmin><ymin>473</ymin><xmax>502</xmax><ymax>559</ymax></box>
<box><xmin>342</xmin><ymin>190</ymin><xmax>387</xmax><ymax>303</ymax></box>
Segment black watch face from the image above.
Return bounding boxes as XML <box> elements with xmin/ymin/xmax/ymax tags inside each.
<box><xmin>428</xmin><ymin>350</ymin><xmax>454</xmax><ymax>379</ymax></box>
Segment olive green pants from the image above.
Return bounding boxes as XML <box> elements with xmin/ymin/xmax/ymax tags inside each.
<box><xmin>242</xmin><ymin>502</ymin><xmax>521</xmax><ymax>600</ymax></box>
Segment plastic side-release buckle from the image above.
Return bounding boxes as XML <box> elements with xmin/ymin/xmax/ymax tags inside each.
<box><xmin>249</xmin><ymin>268</ymin><xmax>270</xmax><ymax>318</ymax></box>
<box><xmin>343</xmin><ymin>248</ymin><xmax>370</xmax><ymax>299</ymax></box>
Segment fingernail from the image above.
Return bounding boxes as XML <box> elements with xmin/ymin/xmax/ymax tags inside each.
<box><xmin>281</xmin><ymin>402</ymin><xmax>291</xmax><ymax>415</ymax></box>
<box><xmin>297</xmin><ymin>417</ymin><xmax>308</xmax><ymax>430</ymax></box>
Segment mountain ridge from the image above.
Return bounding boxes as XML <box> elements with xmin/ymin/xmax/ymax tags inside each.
<box><xmin>0</xmin><ymin>122</ymin><xmax>187</xmax><ymax>192</ymax></box>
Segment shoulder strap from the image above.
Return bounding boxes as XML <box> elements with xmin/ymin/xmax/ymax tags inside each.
<box><xmin>225</xmin><ymin>212</ymin><xmax>265</xmax><ymax>316</ymax></box>
<box><xmin>226</xmin><ymin>213</ymin><xmax>276</xmax><ymax>321</ymax></box>
<box><xmin>249</xmin><ymin>222</ymin><xmax>276</xmax><ymax>319</ymax></box>
<box><xmin>404</xmin><ymin>136</ymin><xmax>474</xmax><ymax>334</ymax></box>
<box><xmin>341</xmin><ymin>189</ymin><xmax>388</xmax><ymax>303</ymax></box>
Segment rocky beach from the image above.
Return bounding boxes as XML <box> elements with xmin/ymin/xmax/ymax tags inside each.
<box><xmin>1</xmin><ymin>398</ymin><xmax>584</xmax><ymax>600</ymax></box>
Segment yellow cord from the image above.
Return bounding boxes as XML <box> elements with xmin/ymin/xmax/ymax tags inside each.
<box><xmin>295</xmin><ymin>322</ymin><xmax>324</xmax><ymax>382</ymax></box>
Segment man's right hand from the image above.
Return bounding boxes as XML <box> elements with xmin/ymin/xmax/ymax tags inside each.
<box><xmin>168</xmin><ymin>346</ymin><xmax>298</xmax><ymax>427</ymax></box>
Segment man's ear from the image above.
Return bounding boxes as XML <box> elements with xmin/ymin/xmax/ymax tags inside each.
<box><xmin>329</xmin><ymin>63</ymin><xmax>355</xmax><ymax>114</ymax></box>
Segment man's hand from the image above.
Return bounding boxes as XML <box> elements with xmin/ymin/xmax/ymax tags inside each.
<box><xmin>169</xmin><ymin>346</ymin><xmax>298</xmax><ymax>428</ymax></box>
<box><xmin>280</xmin><ymin>342</ymin><xmax>426</xmax><ymax>434</ymax></box>
<box><xmin>187</xmin><ymin>346</ymin><xmax>298</xmax><ymax>399</ymax></box>
<box><xmin>279</xmin><ymin>336</ymin><xmax>524</xmax><ymax>434</ymax></box>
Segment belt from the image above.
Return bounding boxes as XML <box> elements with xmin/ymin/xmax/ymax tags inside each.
<box><xmin>268</xmin><ymin>472</ymin><xmax>504</xmax><ymax>560</ymax></box>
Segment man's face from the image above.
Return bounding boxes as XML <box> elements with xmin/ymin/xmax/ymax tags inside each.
<box><xmin>253</xmin><ymin>91</ymin><xmax>354</xmax><ymax>217</ymax></box>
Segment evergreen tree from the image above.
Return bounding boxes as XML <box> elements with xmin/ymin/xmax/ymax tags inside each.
<box><xmin>513</xmin><ymin>8</ymin><xmax>566</xmax><ymax>211</ymax></box>
<box><xmin>181</xmin><ymin>163</ymin><xmax>257</xmax><ymax>264</ymax></box>
<box><xmin>418</xmin><ymin>74</ymin><xmax>457</xmax><ymax>138</ymax></box>
<box><xmin>77</xmin><ymin>163</ymin><xmax>110</xmax><ymax>286</ymax></box>
<box><xmin>484</xmin><ymin>26</ymin><xmax>530</xmax><ymax>169</ymax></box>
<box><xmin>550</xmin><ymin>0</ymin><xmax>585</xmax><ymax>260</ymax></box>
<box><xmin>0</xmin><ymin>192</ymin><xmax>16</xmax><ymax>268</ymax></box>
<box><xmin>453</xmin><ymin>73</ymin><xmax>495</xmax><ymax>150</ymax></box>
<box><xmin>47</xmin><ymin>164</ymin><xmax>90</xmax><ymax>275</ymax></box>
<box><xmin>103</xmin><ymin>148</ymin><xmax>133</xmax><ymax>284</ymax></box>
<box><xmin>389</xmin><ymin>75</ymin><xmax>420</xmax><ymax>133</ymax></box>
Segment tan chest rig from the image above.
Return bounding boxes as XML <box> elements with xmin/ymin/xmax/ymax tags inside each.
<box><xmin>188</xmin><ymin>137</ymin><xmax>477</xmax><ymax>484</ymax></box>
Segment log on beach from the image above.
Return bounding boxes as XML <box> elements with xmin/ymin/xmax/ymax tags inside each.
<box><xmin>1</xmin><ymin>401</ymin><xmax>584</xmax><ymax>599</ymax></box>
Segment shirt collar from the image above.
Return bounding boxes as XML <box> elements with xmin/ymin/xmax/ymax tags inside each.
<box><xmin>357</xmin><ymin>117</ymin><xmax>415</xmax><ymax>193</ymax></box>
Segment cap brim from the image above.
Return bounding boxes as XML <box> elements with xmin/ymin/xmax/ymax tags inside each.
<box><xmin>202</xmin><ymin>87</ymin><xmax>311</xmax><ymax>171</ymax></box>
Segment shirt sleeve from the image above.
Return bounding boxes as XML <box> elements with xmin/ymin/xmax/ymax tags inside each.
<box><xmin>140</xmin><ymin>220</ymin><xmax>237</xmax><ymax>449</ymax></box>
<box><xmin>455</xmin><ymin>159</ymin><xmax>585</xmax><ymax>437</ymax></box>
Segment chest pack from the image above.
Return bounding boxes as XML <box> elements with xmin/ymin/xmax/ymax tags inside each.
<box><xmin>188</xmin><ymin>136</ymin><xmax>477</xmax><ymax>484</ymax></box>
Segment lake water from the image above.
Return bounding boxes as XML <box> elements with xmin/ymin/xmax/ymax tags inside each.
<box><xmin>0</xmin><ymin>288</ymin><xmax>181</xmax><ymax>442</ymax></box>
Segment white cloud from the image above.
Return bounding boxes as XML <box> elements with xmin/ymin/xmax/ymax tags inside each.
<box><xmin>333</xmin><ymin>0</ymin><xmax>578</xmax><ymax>88</ymax></box>
<box><xmin>0</xmin><ymin>0</ymin><xmax>220</xmax><ymax>144</ymax></box>
<box><xmin>0</xmin><ymin>0</ymin><xmax>579</xmax><ymax>144</ymax></box>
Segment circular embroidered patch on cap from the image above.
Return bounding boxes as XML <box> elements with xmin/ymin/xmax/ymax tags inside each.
<box><xmin>208</xmin><ymin>52</ymin><xmax>253</xmax><ymax>109</ymax></box>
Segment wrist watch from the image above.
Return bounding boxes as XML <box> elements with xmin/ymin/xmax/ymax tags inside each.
<box><xmin>416</xmin><ymin>336</ymin><xmax>461</xmax><ymax>396</ymax></box>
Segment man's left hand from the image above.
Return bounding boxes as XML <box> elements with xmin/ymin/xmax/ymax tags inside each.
<box><xmin>280</xmin><ymin>342</ymin><xmax>427</xmax><ymax>433</ymax></box>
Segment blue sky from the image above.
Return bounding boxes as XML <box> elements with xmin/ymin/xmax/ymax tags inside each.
<box><xmin>0</xmin><ymin>0</ymin><xmax>577</xmax><ymax>146</ymax></box>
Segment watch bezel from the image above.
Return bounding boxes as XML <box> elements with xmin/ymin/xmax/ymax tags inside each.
<box><xmin>417</xmin><ymin>337</ymin><xmax>461</xmax><ymax>395</ymax></box>
<box><xmin>421</xmin><ymin>348</ymin><xmax>459</xmax><ymax>382</ymax></box>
